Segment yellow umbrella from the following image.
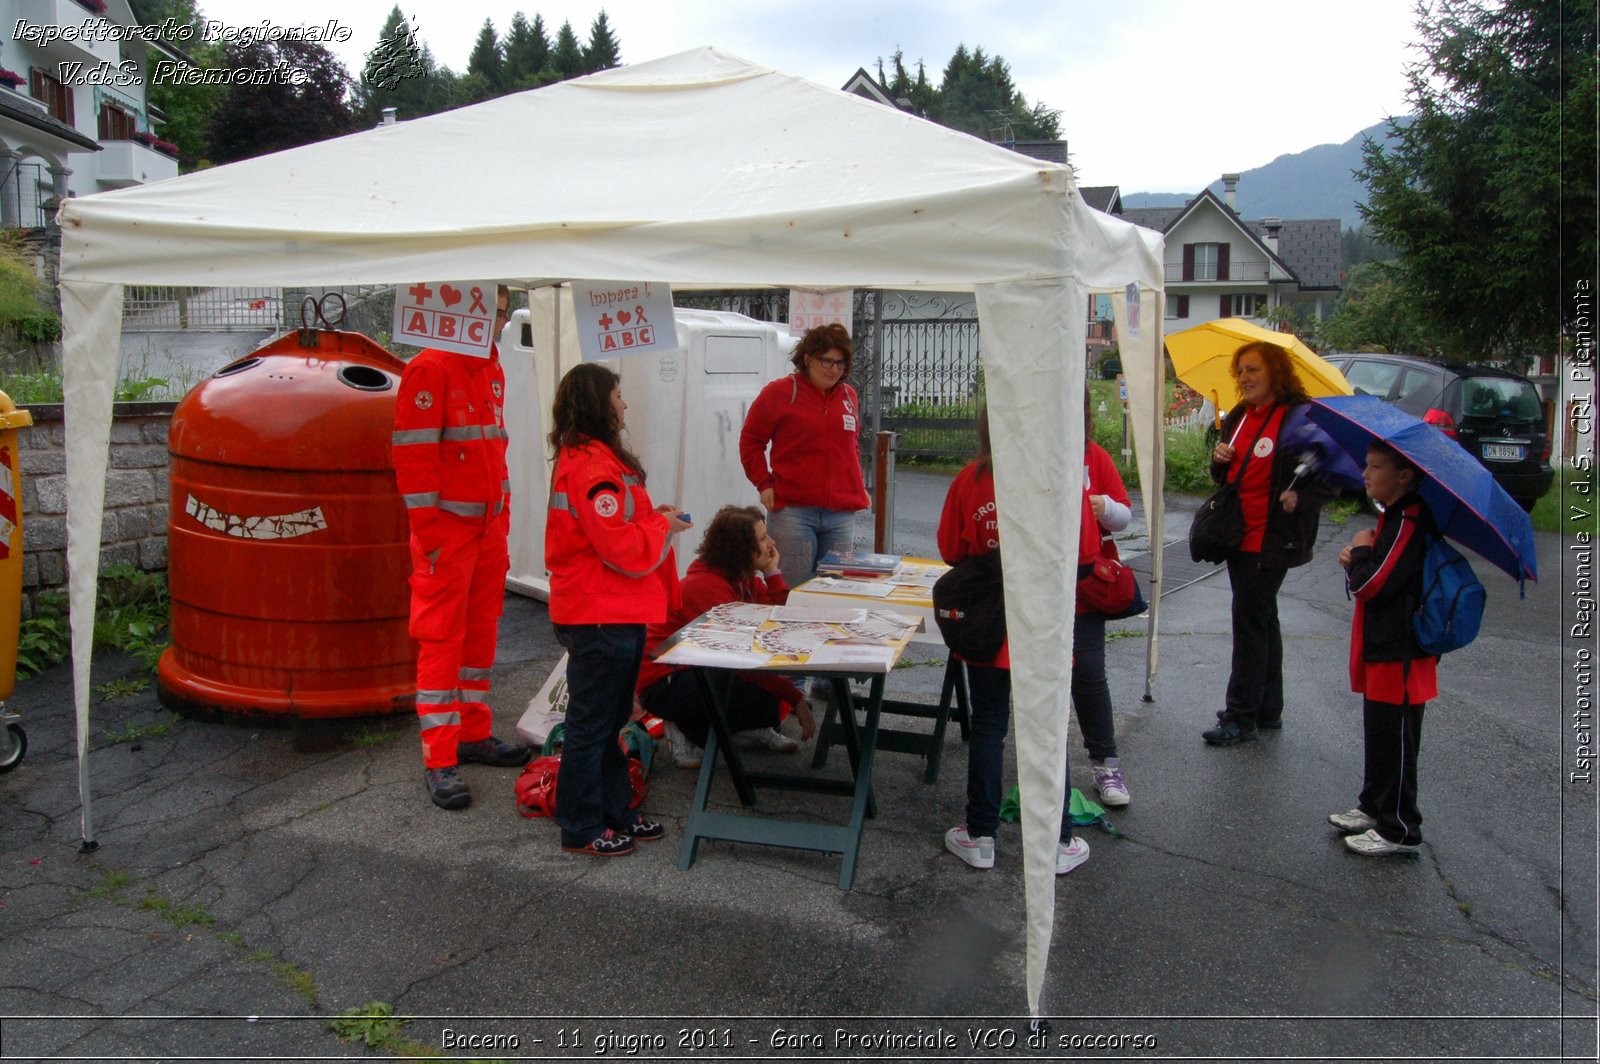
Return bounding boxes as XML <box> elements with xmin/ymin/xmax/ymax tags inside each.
<box><xmin>1166</xmin><ymin>318</ymin><xmax>1353</xmax><ymax>421</ymax></box>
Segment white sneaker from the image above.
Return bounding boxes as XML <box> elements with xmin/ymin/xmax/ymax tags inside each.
<box><xmin>733</xmin><ymin>727</ymin><xmax>800</xmax><ymax>752</ymax></box>
<box><xmin>1328</xmin><ymin>808</ymin><xmax>1377</xmax><ymax>833</ymax></box>
<box><xmin>944</xmin><ymin>826</ymin><xmax>995</xmax><ymax>869</ymax></box>
<box><xmin>1055</xmin><ymin>836</ymin><xmax>1090</xmax><ymax>875</ymax></box>
<box><xmin>1091</xmin><ymin>758</ymin><xmax>1130</xmax><ymax>807</ymax></box>
<box><xmin>1345</xmin><ymin>829</ymin><xmax>1419</xmax><ymax>857</ymax></box>
<box><xmin>662</xmin><ymin>721</ymin><xmax>702</xmax><ymax>769</ymax></box>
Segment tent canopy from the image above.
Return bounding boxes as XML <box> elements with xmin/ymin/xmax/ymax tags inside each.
<box><xmin>56</xmin><ymin>47</ymin><xmax>1165</xmax><ymax>1015</ymax></box>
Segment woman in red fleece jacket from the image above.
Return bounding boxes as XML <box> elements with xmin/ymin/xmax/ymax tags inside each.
<box><xmin>638</xmin><ymin>505</ymin><xmax>816</xmax><ymax>768</ymax></box>
<box><xmin>739</xmin><ymin>323</ymin><xmax>870</xmax><ymax>587</ymax></box>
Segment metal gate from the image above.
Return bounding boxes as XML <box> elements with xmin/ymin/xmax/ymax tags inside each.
<box><xmin>672</xmin><ymin>289</ymin><xmax>982</xmax><ymax>462</ymax></box>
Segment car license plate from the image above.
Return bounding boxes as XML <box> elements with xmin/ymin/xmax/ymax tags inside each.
<box><xmin>1482</xmin><ymin>442</ymin><xmax>1524</xmax><ymax>462</ymax></box>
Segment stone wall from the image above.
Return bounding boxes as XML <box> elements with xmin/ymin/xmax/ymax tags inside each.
<box><xmin>16</xmin><ymin>401</ymin><xmax>176</xmax><ymax>616</ymax></box>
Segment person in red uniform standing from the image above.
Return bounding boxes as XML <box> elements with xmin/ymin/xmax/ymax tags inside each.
<box><xmin>739</xmin><ymin>323</ymin><xmax>870</xmax><ymax>588</ymax></box>
<box><xmin>937</xmin><ymin>405</ymin><xmax>1090</xmax><ymax>876</ymax></box>
<box><xmin>546</xmin><ymin>362</ymin><xmax>690</xmax><ymax>856</ymax></box>
<box><xmin>1333</xmin><ymin>441</ymin><xmax>1437</xmax><ymax>856</ymax></box>
<box><xmin>392</xmin><ymin>286</ymin><xmax>531</xmax><ymax>810</ymax></box>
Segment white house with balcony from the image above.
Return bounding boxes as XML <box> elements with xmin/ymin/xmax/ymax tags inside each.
<box><xmin>1122</xmin><ymin>174</ymin><xmax>1342</xmax><ymax>332</ymax></box>
<box><xmin>0</xmin><ymin>0</ymin><xmax>184</xmax><ymax>229</ymax></box>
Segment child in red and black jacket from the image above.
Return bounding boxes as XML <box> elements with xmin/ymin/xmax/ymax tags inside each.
<box><xmin>1333</xmin><ymin>440</ymin><xmax>1438</xmax><ymax>857</ymax></box>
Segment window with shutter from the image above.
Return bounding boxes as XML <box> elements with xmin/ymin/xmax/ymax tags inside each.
<box><xmin>1220</xmin><ymin>295</ymin><xmax>1231</xmax><ymax>318</ymax></box>
<box><xmin>1216</xmin><ymin>243</ymin><xmax>1231</xmax><ymax>282</ymax></box>
<box><xmin>1181</xmin><ymin>243</ymin><xmax>1195</xmax><ymax>282</ymax></box>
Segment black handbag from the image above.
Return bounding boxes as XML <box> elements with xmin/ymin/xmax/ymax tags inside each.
<box><xmin>1187</xmin><ymin>484</ymin><xmax>1244</xmax><ymax>563</ymax></box>
<box><xmin>1188</xmin><ymin>406</ymin><xmax>1277</xmax><ymax>564</ymax></box>
<box><xmin>933</xmin><ymin>548</ymin><xmax>1006</xmax><ymax>661</ymax></box>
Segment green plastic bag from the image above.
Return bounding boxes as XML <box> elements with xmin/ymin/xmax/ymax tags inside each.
<box><xmin>999</xmin><ymin>786</ymin><xmax>1122</xmax><ymax>837</ymax></box>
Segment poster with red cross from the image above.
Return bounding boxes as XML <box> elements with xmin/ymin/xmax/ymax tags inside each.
<box><xmin>788</xmin><ymin>288</ymin><xmax>853</xmax><ymax>337</ymax></box>
<box><xmin>392</xmin><ymin>279</ymin><xmax>499</xmax><ymax>358</ymax></box>
<box><xmin>572</xmin><ymin>280</ymin><xmax>675</xmax><ymax>361</ymax></box>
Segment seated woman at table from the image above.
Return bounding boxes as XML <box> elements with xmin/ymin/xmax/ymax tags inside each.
<box><xmin>637</xmin><ymin>505</ymin><xmax>818</xmax><ymax>769</ymax></box>
<box><xmin>938</xmin><ymin>404</ymin><xmax>1090</xmax><ymax>875</ymax></box>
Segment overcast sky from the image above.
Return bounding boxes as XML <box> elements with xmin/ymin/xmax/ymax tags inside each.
<box><xmin>197</xmin><ymin>0</ymin><xmax>1421</xmax><ymax>192</ymax></box>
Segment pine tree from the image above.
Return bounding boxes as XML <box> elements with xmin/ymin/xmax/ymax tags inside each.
<box><xmin>504</xmin><ymin>11</ymin><xmax>551</xmax><ymax>88</ymax></box>
<box><xmin>466</xmin><ymin>18</ymin><xmax>505</xmax><ymax>97</ymax></box>
<box><xmin>545</xmin><ymin>20</ymin><xmax>586</xmax><ymax>81</ymax></box>
<box><xmin>357</xmin><ymin>6</ymin><xmax>459</xmax><ymax>121</ymax></box>
<box><xmin>583</xmin><ymin>11</ymin><xmax>622</xmax><ymax>73</ymax></box>
<box><xmin>208</xmin><ymin>37</ymin><xmax>361</xmax><ymax>164</ymax></box>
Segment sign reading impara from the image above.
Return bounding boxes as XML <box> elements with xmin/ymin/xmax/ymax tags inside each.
<box><xmin>571</xmin><ymin>280</ymin><xmax>675</xmax><ymax>361</ymax></box>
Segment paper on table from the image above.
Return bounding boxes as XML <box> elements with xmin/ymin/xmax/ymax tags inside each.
<box><xmin>800</xmin><ymin>578</ymin><xmax>896</xmax><ymax>599</ymax></box>
<box><xmin>656</xmin><ymin>643</ymin><xmax>772</xmax><ymax>669</ymax></box>
<box><xmin>769</xmin><ymin>605</ymin><xmax>868</xmax><ymax>624</ymax></box>
<box><xmin>805</xmin><ymin>644</ymin><xmax>897</xmax><ymax>667</ymax></box>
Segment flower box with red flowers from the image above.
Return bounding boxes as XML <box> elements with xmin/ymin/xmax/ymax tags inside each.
<box><xmin>0</xmin><ymin>69</ymin><xmax>25</xmax><ymax>90</ymax></box>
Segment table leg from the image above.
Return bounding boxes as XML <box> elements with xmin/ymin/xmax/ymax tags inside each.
<box><xmin>838</xmin><ymin>674</ymin><xmax>886</xmax><ymax>889</ymax></box>
<box><xmin>924</xmin><ymin>657</ymin><xmax>965</xmax><ymax>784</ymax></box>
<box><xmin>832</xmin><ymin>678</ymin><xmax>876</xmax><ymax>820</ymax></box>
<box><xmin>809</xmin><ymin>683</ymin><xmax>838</xmax><ymax>770</ymax></box>
<box><xmin>694</xmin><ymin>666</ymin><xmax>756</xmax><ymax>807</ymax></box>
<box><xmin>677</xmin><ymin>723</ymin><xmax>718</xmax><ymax>871</ymax></box>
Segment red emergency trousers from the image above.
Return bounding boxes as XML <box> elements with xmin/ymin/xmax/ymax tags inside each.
<box><xmin>391</xmin><ymin>347</ymin><xmax>511</xmax><ymax>768</ymax></box>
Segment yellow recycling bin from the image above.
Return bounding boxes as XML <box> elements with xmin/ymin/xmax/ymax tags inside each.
<box><xmin>0</xmin><ymin>390</ymin><xmax>33</xmax><ymax>703</ymax></box>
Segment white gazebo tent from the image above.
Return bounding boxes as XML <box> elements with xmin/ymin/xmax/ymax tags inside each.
<box><xmin>55</xmin><ymin>48</ymin><xmax>1165</xmax><ymax>1015</ymax></box>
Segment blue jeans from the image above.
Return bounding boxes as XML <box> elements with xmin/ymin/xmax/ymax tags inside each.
<box><xmin>552</xmin><ymin>623</ymin><xmax>643</xmax><ymax>847</ymax></box>
<box><xmin>964</xmin><ymin>663</ymin><xmax>1072</xmax><ymax>841</ymax></box>
<box><xmin>765</xmin><ymin>505</ymin><xmax>856</xmax><ymax>587</ymax></box>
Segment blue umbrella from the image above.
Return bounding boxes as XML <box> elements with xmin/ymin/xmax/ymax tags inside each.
<box><xmin>1304</xmin><ymin>394</ymin><xmax>1537</xmax><ymax>585</ymax></box>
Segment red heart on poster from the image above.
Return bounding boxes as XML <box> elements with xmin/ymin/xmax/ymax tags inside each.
<box><xmin>617</xmin><ymin>310</ymin><xmax>632</xmax><ymax>325</ymax></box>
<box><xmin>439</xmin><ymin>284</ymin><xmax>462</xmax><ymax>307</ymax></box>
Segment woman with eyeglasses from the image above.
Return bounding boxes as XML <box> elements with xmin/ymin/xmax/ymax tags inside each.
<box><xmin>738</xmin><ymin>323</ymin><xmax>870</xmax><ymax>587</ymax></box>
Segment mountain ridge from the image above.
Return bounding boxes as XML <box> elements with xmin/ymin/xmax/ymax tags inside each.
<box><xmin>1122</xmin><ymin>119</ymin><xmax>1407</xmax><ymax>228</ymax></box>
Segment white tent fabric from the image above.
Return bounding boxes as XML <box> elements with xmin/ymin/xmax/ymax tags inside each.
<box><xmin>55</xmin><ymin>47</ymin><xmax>1163</xmax><ymax>1014</ymax></box>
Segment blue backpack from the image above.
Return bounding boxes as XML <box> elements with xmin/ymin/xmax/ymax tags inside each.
<box><xmin>1410</xmin><ymin>528</ymin><xmax>1486</xmax><ymax>656</ymax></box>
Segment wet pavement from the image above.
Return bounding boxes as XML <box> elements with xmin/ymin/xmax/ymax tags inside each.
<box><xmin>0</xmin><ymin>472</ymin><xmax>1591</xmax><ymax>1062</ymax></box>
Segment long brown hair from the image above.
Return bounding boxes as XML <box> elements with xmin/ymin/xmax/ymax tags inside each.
<box><xmin>973</xmin><ymin>402</ymin><xmax>993</xmax><ymax>472</ymax></box>
<box><xmin>548</xmin><ymin>362</ymin><xmax>646</xmax><ymax>476</ymax></box>
<box><xmin>696</xmin><ymin>505</ymin><xmax>765</xmax><ymax>582</ymax></box>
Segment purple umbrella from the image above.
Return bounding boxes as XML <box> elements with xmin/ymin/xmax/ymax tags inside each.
<box><xmin>1305</xmin><ymin>394</ymin><xmax>1536</xmax><ymax>585</ymax></box>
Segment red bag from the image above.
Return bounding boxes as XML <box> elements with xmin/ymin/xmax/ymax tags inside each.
<box><xmin>514</xmin><ymin>755</ymin><xmax>562</xmax><ymax>818</ymax></box>
<box><xmin>1075</xmin><ymin>556</ymin><xmax>1138</xmax><ymax>616</ymax></box>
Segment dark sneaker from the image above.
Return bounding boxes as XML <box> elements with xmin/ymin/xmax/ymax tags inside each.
<box><xmin>563</xmin><ymin>829</ymin><xmax>635</xmax><ymax>857</ymax></box>
<box><xmin>457</xmin><ymin>736</ymin><xmax>532</xmax><ymax>767</ymax></box>
<box><xmin>1201</xmin><ymin>721</ymin><xmax>1258</xmax><ymax>746</ymax></box>
<box><xmin>624</xmin><ymin>816</ymin><xmax>665</xmax><ymax>842</ymax></box>
<box><xmin>424</xmin><ymin>766</ymin><xmax>471</xmax><ymax>810</ymax></box>
<box><xmin>1258</xmin><ymin>717</ymin><xmax>1283</xmax><ymax>730</ymax></box>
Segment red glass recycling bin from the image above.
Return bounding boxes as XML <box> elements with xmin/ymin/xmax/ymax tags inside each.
<box><xmin>158</xmin><ymin>331</ymin><xmax>417</xmax><ymax>720</ymax></box>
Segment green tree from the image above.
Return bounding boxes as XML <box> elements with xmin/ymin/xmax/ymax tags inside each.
<box><xmin>466</xmin><ymin>18</ymin><xmax>505</xmax><ymax>98</ymax></box>
<box><xmin>207</xmin><ymin>37</ymin><xmax>361</xmax><ymax>164</ymax></box>
<box><xmin>1320</xmin><ymin>261</ymin><xmax>1438</xmax><ymax>356</ymax></box>
<box><xmin>128</xmin><ymin>0</ymin><xmax>224</xmax><ymax>169</ymax></box>
<box><xmin>1357</xmin><ymin>0</ymin><xmax>1596</xmax><ymax>361</ymax></box>
<box><xmin>357</xmin><ymin>6</ymin><xmax>461</xmax><ymax>121</ymax></box>
<box><xmin>545</xmin><ymin>20</ymin><xmax>585</xmax><ymax>81</ymax></box>
<box><xmin>504</xmin><ymin>12</ymin><xmax>551</xmax><ymax>89</ymax></box>
<box><xmin>874</xmin><ymin>44</ymin><xmax>1058</xmax><ymax>143</ymax></box>
<box><xmin>583</xmin><ymin>11</ymin><xmax>621</xmax><ymax>73</ymax></box>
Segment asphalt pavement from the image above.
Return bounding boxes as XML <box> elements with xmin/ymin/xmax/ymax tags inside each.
<box><xmin>0</xmin><ymin>470</ymin><xmax>1592</xmax><ymax>1062</ymax></box>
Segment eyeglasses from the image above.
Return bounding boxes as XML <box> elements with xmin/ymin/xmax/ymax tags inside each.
<box><xmin>812</xmin><ymin>356</ymin><xmax>847</xmax><ymax>369</ymax></box>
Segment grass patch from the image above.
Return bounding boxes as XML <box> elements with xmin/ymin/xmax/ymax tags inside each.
<box><xmin>83</xmin><ymin>868</ymin><xmax>135</xmax><ymax>900</ymax></box>
<box><xmin>137</xmin><ymin>891</ymin><xmax>215</xmax><ymax>929</ymax></box>
<box><xmin>326</xmin><ymin>1001</ymin><xmax>413</xmax><ymax>1050</ymax></box>
<box><xmin>1105</xmin><ymin>628</ymin><xmax>1145</xmax><ymax>641</ymax></box>
<box><xmin>1321</xmin><ymin>497</ymin><xmax>1367</xmax><ymax>527</ymax></box>
<box><xmin>348</xmin><ymin>726</ymin><xmax>400</xmax><ymax>749</ymax></box>
<box><xmin>1531</xmin><ymin>466</ymin><xmax>1598</xmax><ymax>535</ymax></box>
<box><xmin>93</xmin><ymin>676</ymin><xmax>150</xmax><ymax>700</ymax></box>
<box><xmin>100</xmin><ymin>712</ymin><xmax>177</xmax><ymax>745</ymax></box>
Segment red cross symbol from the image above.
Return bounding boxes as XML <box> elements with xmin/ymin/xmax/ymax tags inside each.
<box><xmin>598</xmin><ymin>313</ymin><xmax>614</xmax><ymax>330</ymax></box>
<box><xmin>408</xmin><ymin>283</ymin><xmax>434</xmax><ymax>305</ymax></box>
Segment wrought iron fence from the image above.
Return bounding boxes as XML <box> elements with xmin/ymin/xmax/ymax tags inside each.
<box><xmin>1</xmin><ymin>161</ymin><xmax>50</xmax><ymax>229</ymax></box>
<box><xmin>121</xmin><ymin>284</ymin><xmax>398</xmax><ymax>335</ymax></box>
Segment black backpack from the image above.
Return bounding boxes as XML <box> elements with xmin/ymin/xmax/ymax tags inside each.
<box><xmin>932</xmin><ymin>548</ymin><xmax>1005</xmax><ymax>661</ymax></box>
